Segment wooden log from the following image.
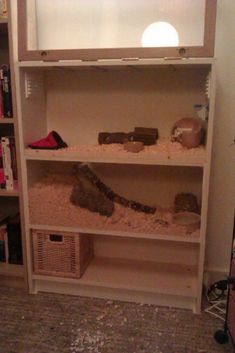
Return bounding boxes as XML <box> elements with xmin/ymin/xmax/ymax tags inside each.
<box><xmin>98</xmin><ymin>132</ymin><xmax>129</xmax><ymax>145</ymax></box>
<box><xmin>70</xmin><ymin>168</ymin><xmax>114</xmax><ymax>217</ymax></box>
<box><xmin>98</xmin><ymin>128</ymin><xmax>158</xmax><ymax>146</ymax></box>
<box><xmin>133</xmin><ymin>127</ymin><xmax>159</xmax><ymax>145</ymax></box>
<box><xmin>75</xmin><ymin>164</ymin><xmax>156</xmax><ymax>215</ymax></box>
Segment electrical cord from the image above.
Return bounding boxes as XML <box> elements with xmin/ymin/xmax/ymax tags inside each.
<box><xmin>206</xmin><ymin>280</ymin><xmax>228</xmax><ymax>303</ymax></box>
<box><xmin>205</xmin><ymin>280</ymin><xmax>228</xmax><ymax>321</ymax></box>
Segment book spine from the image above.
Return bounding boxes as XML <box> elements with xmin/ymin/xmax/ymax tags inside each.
<box><xmin>0</xmin><ymin>66</ymin><xmax>13</xmax><ymax>118</ymax></box>
<box><xmin>0</xmin><ymin>142</ymin><xmax>6</xmax><ymax>188</ymax></box>
<box><xmin>0</xmin><ymin>79</ymin><xmax>4</xmax><ymax>118</ymax></box>
<box><xmin>1</xmin><ymin>136</ymin><xmax>14</xmax><ymax>190</ymax></box>
<box><xmin>9</xmin><ymin>136</ymin><xmax>17</xmax><ymax>180</ymax></box>
<box><xmin>4</xmin><ymin>167</ymin><xmax>13</xmax><ymax>190</ymax></box>
<box><xmin>0</xmin><ymin>224</ymin><xmax>7</xmax><ymax>262</ymax></box>
<box><xmin>4</xmin><ymin>224</ymin><xmax>8</xmax><ymax>263</ymax></box>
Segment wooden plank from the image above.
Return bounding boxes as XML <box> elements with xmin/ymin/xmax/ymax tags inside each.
<box><xmin>195</xmin><ymin>62</ymin><xmax>216</xmax><ymax>313</ymax></box>
<box><xmin>0</xmin><ymin>118</ymin><xmax>15</xmax><ymax>124</ymax></box>
<box><xmin>18</xmin><ymin>58</ymin><xmax>214</xmax><ymax>68</ymax></box>
<box><xmin>0</xmin><ymin>263</ymin><xmax>24</xmax><ymax>277</ymax></box>
<box><xmin>93</xmin><ymin>235</ymin><xmax>199</xmax><ymax>266</ymax></box>
<box><xmin>30</xmin><ymin>223</ymin><xmax>201</xmax><ymax>244</ymax></box>
<box><xmin>24</xmin><ymin>147</ymin><xmax>205</xmax><ymax>167</ymax></box>
<box><xmin>33</xmin><ymin>278</ymin><xmax>196</xmax><ymax>309</ymax></box>
<box><xmin>4</xmin><ymin>0</ymin><xmax>27</xmax><ymax>289</ymax></box>
<box><xmin>32</xmin><ymin>257</ymin><xmax>197</xmax><ymax>298</ymax></box>
<box><xmin>0</xmin><ymin>189</ymin><xmax>19</xmax><ymax>196</ymax></box>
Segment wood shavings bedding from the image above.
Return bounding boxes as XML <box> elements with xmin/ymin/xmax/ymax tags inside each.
<box><xmin>29</xmin><ymin>174</ymin><xmax>200</xmax><ymax>239</ymax></box>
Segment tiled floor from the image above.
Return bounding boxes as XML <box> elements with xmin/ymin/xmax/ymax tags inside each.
<box><xmin>0</xmin><ymin>287</ymin><xmax>233</xmax><ymax>353</ymax></box>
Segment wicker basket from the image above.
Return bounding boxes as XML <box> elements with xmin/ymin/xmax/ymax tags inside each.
<box><xmin>32</xmin><ymin>229</ymin><xmax>93</xmax><ymax>278</ymax></box>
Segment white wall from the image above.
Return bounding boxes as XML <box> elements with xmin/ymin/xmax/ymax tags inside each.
<box><xmin>206</xmin><ymin>0</ymin><xmax>235</xmax><ymax>279</ymax></box>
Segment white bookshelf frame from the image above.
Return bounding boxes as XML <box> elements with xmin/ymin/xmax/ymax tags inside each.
<box><xmin>12</xmin><ymin>54</ymin><xmax>216</xmax><ymax>313</ymax></box>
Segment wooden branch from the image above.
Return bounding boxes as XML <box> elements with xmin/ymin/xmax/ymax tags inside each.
<box><xmin>98</xmin><ymin>127</ymin><xmax>158</xmax><ymax>145</ymax></box>
<box><xmin>76</xmin><ymin>164</ymin><xmax>156</xmax><ymax>215</ymax></box>
<box><xmin>70</xmin><ymin>167</ymin><xmax>114</xmax><ymax>217</ymax></box>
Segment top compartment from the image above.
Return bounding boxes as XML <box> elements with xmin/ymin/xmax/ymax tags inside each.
<box><xmin>17</xmin><ymin>0</ymin><xmax>217</xmax><ymax>61</ymax></box>
<box><xmin>20</xmin><ymin>59</ymin><xmax>214</xmax><ymax>167</ymax></box>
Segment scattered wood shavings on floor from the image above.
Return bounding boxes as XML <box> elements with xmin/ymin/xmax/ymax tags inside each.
<box><xmin>0</xmin><ymin>288</ymin><xmax>232</xmax><ymax>353</ymax></box>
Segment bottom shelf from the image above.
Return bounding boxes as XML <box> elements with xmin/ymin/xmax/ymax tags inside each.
<box><xmin>32</xmin><ymin>257</ymin><xmax>198</xmax><ymax>302</ymax></box>
<box><xmin>0</xmin><ymin>263</ymin><xmax>24</xmax><ymax>278</ymax></box>
<box><xmin>81</xmin><ymin>257</ymin><xmax>197</xmax><ymax>298</ymax></box>
<box><xmin>0</xmin><ymin>188</ymin><xmax>19</xmax><ymax>197</ymax></box>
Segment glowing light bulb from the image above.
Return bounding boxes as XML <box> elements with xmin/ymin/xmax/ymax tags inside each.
<box><xmin>142</xmin><ymin>21</ymin><xmax>179</xmax><ymax>47</ymax></box>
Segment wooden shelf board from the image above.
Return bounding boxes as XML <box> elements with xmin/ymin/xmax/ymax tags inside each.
<box><xmin>0</xmin><ymin>118</ymin><xmax>15</xmax><ymax>124</ymax></box>
<box><xmin>32</xmin><ymin>257</ymin><xmax>198</xmax><ymax>298</ymax></box>
<box><xmin>0</xmin><ymin>17</ymin><xmax>7</xmax><ymax>24</ymax></box>
<box><xmin>0</xmin><ymin>189</ymin><xmax>19</xmax><ymax>197</ymax></box>
<box><xmin>24</xmin><ymin>149</ymin><xmax>205</xmax><ymax>167</ymax></box>
<box><xmin>0</xmin><ymin>263</ymin><xmax>24</xmax><ymax>278</ymax></box>
<box><xmin>30</xmin><ymin>223</ymin><xmax>201</xmax><ymax>244</ymax></box>
<box><xmin>18</xmin><ymin>57</ymin><xmax>214</xmax><ymax>69</ymax></box>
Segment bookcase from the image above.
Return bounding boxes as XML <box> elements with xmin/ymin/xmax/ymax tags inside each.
<box><xmin>12</xmin><ymin>58</ymin><xmax>215</xmax><ymax>313</ymax></box>
<box><xmin>0</xmin><ymin>1</ymin><xmax>25</xmax><ymax>287</ymax></box>
<box><xmin>12</xmin><ymin>0</ymin><xmax>217</xmax><ymax>313</ymax></box>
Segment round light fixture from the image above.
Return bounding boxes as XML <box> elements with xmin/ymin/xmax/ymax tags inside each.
<box><xmin>142</xmin><ymin>21</ymin><xmax>179</xmax><ymax>47</ymax></box>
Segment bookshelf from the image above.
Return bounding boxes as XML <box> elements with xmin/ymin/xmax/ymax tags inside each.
<box><xmin>13</xmin><ymin>58</ymin><xmax>215</xmax><ymax>313</ymax></box>
<box><xmin>12</xmin><ymin>0</ymin><xmax>217</xmax><ymax>312</ymax></box>
<box><xmin>0</xmin><ymin>1</ymin><xmax>24</xmax><ymax>285</ymax></box>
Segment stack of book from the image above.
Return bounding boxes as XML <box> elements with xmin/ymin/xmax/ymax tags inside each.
<box><xmin>0</xmin><ymin>135</ymin><xmax>17</xmax><ymax>190</ymax></box>
<box><xmin>0</xmin><ymin>65</ymin><xmax>13</xmax><ymax>119</ymax></box>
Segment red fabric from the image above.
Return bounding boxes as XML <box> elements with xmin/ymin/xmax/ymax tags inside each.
<box><xmin>28</xmin><ymin>131</ymin><xmax>67</xmax><ymax>150</ymax></box>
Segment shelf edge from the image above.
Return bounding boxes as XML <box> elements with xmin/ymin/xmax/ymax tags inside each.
<box><xmin>29</xmin><ymin>223</ymin><xmax>201</xmax><ymax>244</ymax></box>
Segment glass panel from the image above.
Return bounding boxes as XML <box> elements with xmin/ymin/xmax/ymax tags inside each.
<box><xmin>27</xmin><ymin>0</ymin><xmax>206</xmax><ymax>51</ymax></box>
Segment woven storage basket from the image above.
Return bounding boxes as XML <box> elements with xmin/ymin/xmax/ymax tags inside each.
<box><xmin>32</xmin><ymin>229</ymin><xmax>93</xmax><ymax>278</ymax></box>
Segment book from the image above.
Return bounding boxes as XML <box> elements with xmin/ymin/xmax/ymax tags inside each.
<box><xmin>0</xmin><ymin>224</ymin><xmax>7</xmax><ymax>262</ymax></box>
<box><xmin>0</xmin><ymin>79</ymin><xmax>4</xmax><ymax>118</ymax></box>
<box><xmin>0</xmin><ymin>65</ymin><xmax>13</xmax><ymax>118</ymax></box>
<box><xmin>1</xmin><ymin>136</ymin><xmax>15</xmax><ymax>190</ymax></box>
<box><xmin>0</xmin><ymin>143</ymin><xmax>6</xmax><ymax>188</ymax></box>
<box><xmin>7</xmin><ymin>136</ymin><xmax>17</xmax><ymax>180</ymax></box>
<box><xmin>4</xmin><ymin>167</ymin><xmax>13</xmax><ymax>190</ymax></box>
